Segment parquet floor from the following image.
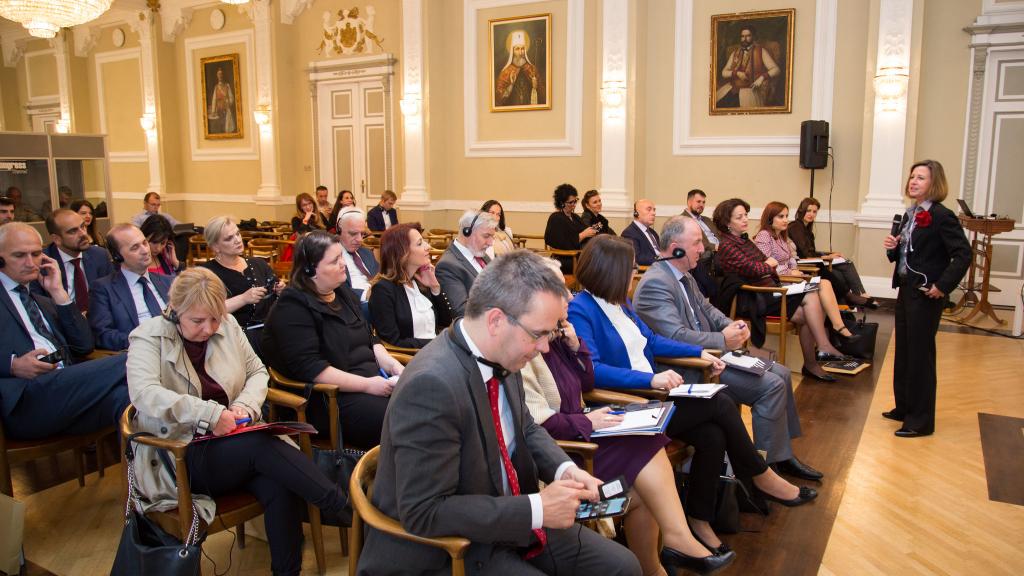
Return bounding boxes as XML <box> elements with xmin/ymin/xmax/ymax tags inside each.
<box><xmin>7</xmin><ymin>312</ymin><xmax>1024</xmax><ymax>575</ymax></box>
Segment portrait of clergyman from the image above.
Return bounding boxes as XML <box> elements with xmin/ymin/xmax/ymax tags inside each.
<box><xmin>489</xmin><ymin>13</ymin><xmax>551</xmax><ymax>112</ymax></box>
<box><xmin>710</xmin><ymin>9</ymin><xmax>794</xmax><ymax>115</ymax></box>
<box><xmin>201</xmin><ymin>53</ymin><xmax>244</xmax><ymax>139</ymax></box>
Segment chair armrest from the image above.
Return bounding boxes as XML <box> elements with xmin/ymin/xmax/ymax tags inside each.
<box><xmin>381</xmin><ymin>341</ymin><xmax>420</xmax><ymax>356</ymax></box>
<box><xmin>655</xmin><ymin>356</ymin><xmax>711</xmax><ymax>369</ymax></box>
<box><xmin>703</xmin><ymin>349</ymin><xmax>722</xmax><ymax>357</ymax></box>
<box><xmin>350</xmin><ymin>495</ymin><xmax>472</xmax><ymax>559</ymax></box>
<box><xmin>740</xmin><ymin>285</ymin><xmax>787</xmax><ymax>295</ymax></box>
<box><xmin>265</xmin><ymin>387</ymin><xmax>308</xmax><ymax>411</ymax></box>
<box><xmin>546</xmin><ymin>248</ymin><xmax>580</xmax><ymax>258</ymax></box>
<box><xmin>85</xmin><ymin>348</ymin><xmax>124</xmax><ymax>360</ymax></box>
<box><xmin>556</xmin><ymin>440</ymin><xmax>598</xmax><ymax>475</ymax></box>
<box><xmin>617</xmin><ymin>388</ymin><xmax>669</xmax><ymax>401</ymax></box>
<box><xmin>119</xmin><ymin>408</ymin><xmax>189</xmax><ymax>459</ymax></box>
<box><xmin>268</xmin><ymin>367</ymin><xmax>338</xmax><ymax>398</ymax></box>
<box><xmin>582</xmin><ymin>389</ymin><xmax>647</xmax><ymax>405</ymax></box>
<box><xmin>779</xmin><ymin>274</ymin><xmax>807</xmax><ymax>283</ymax></box>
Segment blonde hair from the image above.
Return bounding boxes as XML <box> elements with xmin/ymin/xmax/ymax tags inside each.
<box><xmin>168</xmin><ymin>268</ymin><xmax>228</xmax><ymax>319</ymax></box>
<box><xmin>204</xmin><ymin>215</ymin><xmax>234</xmax><ymax>247</ymax></box>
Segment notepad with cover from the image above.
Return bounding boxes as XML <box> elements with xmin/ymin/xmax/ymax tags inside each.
<box><xmin>668</xmin><ymin>383</ymin><xmax>728</xmax><ymax>399</ymax></box>
<box><xmin>591</xmin><ymin>404</ymin><xmax>676</xmax><ymax>437</ymax></box>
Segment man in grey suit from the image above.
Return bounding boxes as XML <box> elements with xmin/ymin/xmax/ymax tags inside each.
<box><xmin>634</xmin><ymin>216</ymin><xmax>823</xmax><ymax>481</ymax></box>
<box><xmin>435</xmin><ymin>210</ymin><xmax>497</xmax><ymax>317</ymax></box>
<box><xmin>359</xmin><ymin>250</ymin><xmax>640</xmax><ymax>576</ymax></box>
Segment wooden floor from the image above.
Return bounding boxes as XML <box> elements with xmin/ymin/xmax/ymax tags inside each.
<box><xmin>7</xmin><ymin>308</ymin><xmax>1024</xmax><ymax>575</ymax></box>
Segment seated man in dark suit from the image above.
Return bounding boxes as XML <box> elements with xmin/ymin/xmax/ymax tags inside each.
<box><xmin>0</xmin><ymin>223</ymin><xmax>129</xmax><ymax>441</ymax></box>
<box><xmin>89</xmin><ymin>224</ymin><xmax>172</xmax><ymax>351</ymax></box>
<box><xmin>621</xmin><ymin>199</ymin><xmax>661</xmax><ymax>266</ymax></box>
<box><xmin>366</xmin><ymin>189</ymin><xmax>399</xmax><ymax>231</ymax></box>
<box><xmin>359</xmin><ymin>250</ymin><xmax>640</xmax><ymax>576</ymax></box>
<box><xmin>34</xmin><ymin>208</ymin><xmax>113</xmax><ymax>313</ymax></box>
<box><xmin>680</xmin><ymin>189</ymin><xmax>719</xmax><ymax>298</ymax></box>
<box><xmin>633</xmin><ymin>217</ymin><xmax>822</xmax><ymax>480</ymax></box>
<box><xmin>435</xmin><ymin>210</ymin><xmax>496</xmax><ymax>317</ymax></box>
<box><xmin>337</xmin><ymin>207</ymin><xmax>379</xmax><ymax>300</ymax></box>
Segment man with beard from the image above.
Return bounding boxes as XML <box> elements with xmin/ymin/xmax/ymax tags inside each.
<box><xmin>680</xmin><ymin>189</ymin><xmax>719</xmax><ymax>298</ymax></box>
<box><xmin>717</xmin><ymin>26</ymin><xmax>780</xmax><ymax>109</ymax></box>
<box><xmin>37</xmin><ymin>209</ymin><xmax>113</xmax><ymax>313</ymax></box>
<box><xmin>495</xmin><ymin>30</ymin><xmax>545</xmax><ymax>107</ymax></box>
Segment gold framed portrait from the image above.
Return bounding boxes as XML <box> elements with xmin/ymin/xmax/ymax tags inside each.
<box><xmin>200</xmin><ymin>53</ymin><xmax>244</xmax><ymax>139</ymax></box>
<box><xmin>710</xmin><ymin>9</ymin><xmax>795</xmax><ymax>115</ymax></box>
<box><xmin>489</xmin><ymin>13</ymin><xmax>552</xmax><ymax>112</ymax></box>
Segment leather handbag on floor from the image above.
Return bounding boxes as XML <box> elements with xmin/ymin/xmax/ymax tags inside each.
<box><xmin>110</xmin><ymin>432</ymin><xmax>202</xmax><ymax>576</ymax></box>
<box><xmin>833</xmin><ymin>311</ymin><xmax>879</xmax><ymax>359</ymax></box>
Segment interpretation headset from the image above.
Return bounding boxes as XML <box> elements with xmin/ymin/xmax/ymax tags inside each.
<box><xmin>0</xmin><ymin>256</ymin><xmax>5</xmax><ymax>269</ymax></box>
<box><xmin>633</xmin><ymin>202</ymin><xmax>639</xmax><ymax>219</ymax></box>
<box><xmin>448</xmin><ymin>324</ymin><xmax>511</xmax><ymax>379</ymax></box>
<box><xmin>462</xmin><ymin>212</ymin><xmax>482</xmax><ymax>238</ymax></box>
<box><xmin>654</xmin><ymin>246</ymin><xmax>688</xmax><ymax>264</ymax></box>
<box><xmin>163</xmin><ymin>308</ymin><xmax>180</xmax><ymax>325</ymax></box>
<box><xmin>107</xmin><ymin>232</ymin><xmax>125</xmax><ymax>264</ymax></box>
<box><xmin>299</xmin><ymin>240</ymin><xmax>317</xmax><ymax>277</ymax></box>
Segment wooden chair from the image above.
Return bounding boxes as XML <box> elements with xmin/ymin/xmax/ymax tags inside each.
<box><xmin>381</xmin><ymin>341</ymin><xmax>420</xmax><ymax>366</ymax></box>
<box><xmin>516</xmin><ymin>233</ymin><xmax>546</xmax><ymax>250</ymax></box>
<box><xmin>728</xmin><ymin>282</ymin><xmax>799</xmax><ymax>364</ymax></box>
<box><xmin>186</xmin><ymin>236</ymin><xmax>211</xmax><ymax>267</ymax></box>
<box><xmin>349</xmin><ymin>446</ymin><xmax>471</xmax><ymax>576</ymax></box>
<box><xmin>245</xmin><ymin>237</ymin><xmax>281</xmax><ymax>263</ymax></box>
<box><xmin>119</xmin><ymin>389</ymin><xmax>327</xmax><ymax>574</ymax></box>
<box><xmin>546</xmin><ymin>248</ymin><xmax>581</xmax><ymax>289</ymax></box>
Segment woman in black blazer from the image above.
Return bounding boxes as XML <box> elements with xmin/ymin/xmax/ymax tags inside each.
<box><xmin>883</xmin><ymin>160</ymin><xmax>971</xmax><ymax>438</ymax></box>
<box><xmin>544</xmin><ymin>183</ymin><xmax>598</xmax><ymax>274</ymax></box>
<box><xmin>368</xmin><ymin>223</ymin><xmax>452</xmax><ymax>349</ymax></box>
<box><xmin>262</xmin><ymin>231</ymin><xmax>405</xmax><ymax>449</ymax></box>
<box><xmin>580</xmin><ymin>189</ymin><xmax>615</xmax><ymax>236</ymax></box>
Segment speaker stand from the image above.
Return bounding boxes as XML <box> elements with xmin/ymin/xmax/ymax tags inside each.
<box><xmin>809</xmin><ymin>168</ymin><xmax>815</xmax><ymax>198</ymax></box>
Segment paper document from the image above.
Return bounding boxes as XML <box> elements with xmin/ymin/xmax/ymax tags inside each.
<box><xmin>831</xmin><ymin>257</ymin><xmax>847</xmax><ymax>264</ymax></box>
<box><xmin>591</xmin><ymin>404</ymin><xmax>675</xmax><ymax>437</ymax></box>
<box><xmin>669</xmin><ymin>383</ymin><xmax>728</xmax><ymax>399</ymax></box>
<box><xmin>797</xmin><ymin>258</ymin><xmax>824</xmax><ymax>265</ymax></box>
<box><xmin>721</xmin><ymin>351</ymin><xmax>773</xmax><ymax>376</ymax></box>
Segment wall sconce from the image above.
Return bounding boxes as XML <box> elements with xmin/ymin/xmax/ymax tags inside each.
<box><xmin>400</xmin><ymin>96</ymin><xmax>421</xmax><ymax>117</ymax></box>
<box><xmin>139</xmin><ymin>113</ymin><xmax>157</xmax><ymax>134</ymax></box>
<box><xmin>873</xmin><ymin>66</ymin><xmax>909</xmax><ymax>112</ymax></box>
<box><xmin>601</xmin><ymin>80</ymin><xmax>626</xmax><ymax>119</ymax></box>
<box><xmin>253</xmin><ymin>106</ymin><xmax>272</xmax><ymax>126</ymax></box>
<box><xmin>54</xmin><ymin>118</ymin><xmax>70</xmax><ymax>134</ymax></box>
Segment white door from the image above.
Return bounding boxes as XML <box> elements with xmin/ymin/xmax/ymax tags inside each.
<box><xmin>316</xmin><ymin>79</ymin><xmax>391</xmax><ymax>208</ymax></box>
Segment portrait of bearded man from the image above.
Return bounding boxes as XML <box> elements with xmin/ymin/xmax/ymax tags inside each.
<box><xmin>490</xmin><ymin>15</ymin><xmax>550</xmax><ymax>111</ymax></box>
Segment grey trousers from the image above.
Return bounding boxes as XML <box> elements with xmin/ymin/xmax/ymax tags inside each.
<box><xmin>682</xmin><ymin>363</ymin><xmax>801</xmax><ymax>463</ymax></box>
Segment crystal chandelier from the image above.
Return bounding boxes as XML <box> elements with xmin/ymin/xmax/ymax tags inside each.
<box><xmin>0</xmin><ymin>0</ymin><xmax>113</xmax><ymax>38</ymax></box>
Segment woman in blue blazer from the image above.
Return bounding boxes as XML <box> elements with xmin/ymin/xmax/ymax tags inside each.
<box><xmin>569</xmin><ymin>236</ymin><xmax>817</xmax><ymax>558</ymax></box>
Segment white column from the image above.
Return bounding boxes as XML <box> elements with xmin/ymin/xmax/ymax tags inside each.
<box><xmin>399</xmin><ymin>0</ymin><xmax>428</xmax><ymax>208</ymax></box>
<box><xmin>249</xmin><ymin>0</ymin><xmax>281</xmax><ymax>204</ymax></box>
<box><xmin>856</xmin><ymin>0</ymin><xmax>915</xmax><ymax>226</ymax></box>
<box><xmin>49</xmin><ymin>32</ymin><xmax>72</xmax><ymax>131</ymax></box>
<box><xmin>599</xmin><ymin>0</ymin><xmax>630</xmax><ymax>217</ymax></box>
<box><xmin>132</xmin><ymin>9</ymin><xmax>162</xmax><ymax>195</ymax></box>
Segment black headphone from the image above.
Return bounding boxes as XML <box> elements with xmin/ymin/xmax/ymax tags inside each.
<box><xmin>633</xmin><ymin>202</ymin><xmax>639</xmax><ymax>218</ymax></box>
<box><xmin>462</xmin><ymin>212</ymin><xmax>481</xmax><ymax>238</ymax></box>
<box><xmin>654</xmin><ymin>246</ymin><xmax>687</xmax><ymax>263</ymax></box>
<box><xmin>300</xmin><ymin>240</ymin><xmax>317</xmax><ymax>277</ymax></box>
<box><xmin>448</xmin><ymin>323</ymin><xmax>511</xmax><ymax>379</ymax></box>
<box><xmin>0</xmin><ymin>256</ymin><xmax>5</xmax><ymax>269</ymax></box>
<box><xmin>107</xmin><ymin>232</ymin><xmax>124</xmax><ymax>264</ymax></box>
<box><xmin>163</xmin><ymin>308</ymin><xmax>180</xmax><ymax>325</ymax></box>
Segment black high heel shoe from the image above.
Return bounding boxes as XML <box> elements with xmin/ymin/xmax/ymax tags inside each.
<box><xmin>755</xmin><ymin>485</ymin><xmax>818</xmax><ymax>507</ymax></box>
<box><xmin>686</xmin><ymin>521</ymin><xmax>732</xmax><ymax>555</ymax></box>
<box><xmin>660</xmin><ymin>546</ymin><xmax>736</xmax><ymax>575</ymax></box>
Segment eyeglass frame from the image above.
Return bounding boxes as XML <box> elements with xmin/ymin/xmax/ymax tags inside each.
<box><xmin>502</xmin><ymin>311</ymin><xmax>566</xmax><ymax>343</ymax></box>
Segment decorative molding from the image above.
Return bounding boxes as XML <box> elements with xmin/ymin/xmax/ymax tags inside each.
<box><xmin>599</xmin><ymin>0</ymin><xmax>630</xmax><ymax>215</ymax></box>
<box><xmin>247</xmin><ymin>0</ymin><xmax>282</xmax><ymax>199</ymax></box>
<box><xmin>23</xmin><ymin>49</ymin><xmax>58</xmax><ymax>103</ymax></box>
<box><xmin>112</xmin><ymin>191</ymin><xmax>293</xmax><ymax>205</ymax></box>
<box><xmin>672</xmin><ymin>0</ymin><xmax>838</xmax><ymax>156</ymax></box>
<box><xmin>162</xmin><ymin>3</ymin><xmax>196</xmax><ymax>42</ymax></box>
<box><xmin>93</xmin><ymin>48</ymin><xmax>145</xmax><ymax>155</ymax></box>
<box><xmin>281</xmin><ymin>0</ymin><xmax>316</xmax><ymax>25</ymax></box>
<box><xmin>1</xmin><ymin>35</ymin><xmax>28</xmax><ymax>67</ymax></box>
<box><xmin>49</xmin><ymin>33</ymin><xmax>73</xmax><ymax>129</ymax></box>
<box><xmin>183</xmin><ymin>29</ymin><xmax>259</xmax><ymax>161</ymax></box>
<box><xmin>400</xmin><ymin>0</ymin><xmax>429</xmax><ymax>207</ymax></box>
<box><xmin>961</xmin><ymin>45</ymin><xmax>989</xmax><ymax>206</ymax></box>
<box><xmin>463</xmin><ymin>0</ymin><xmax>584</xmax><ymax>157</ymax></box>
<box><xmin>109</xmin><ymin>152</ymin><xmax>149</xmax><ymax>163</ymax></box>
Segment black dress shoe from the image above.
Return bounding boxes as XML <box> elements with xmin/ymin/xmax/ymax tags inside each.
<box><xmin>801</xmin><ymin>367</ymin><xmax>838</xmax><ymax>382</ymax></box>
<box><xmin>772</xmin><ymin>457</ymin><xmax>824</xmax><ymax>481</ymax></box>
<box><xmin>756</xmin><ymin>485</ymin><xmax>818</xmax><ymax>507</ymax></box>
<box><xmin>881</xmin><ymin>410</ymin><xmax>904</xmax><ymax>422</ymax></box>
<box><xmin>686</xmin><ymin>523</ymin><xmax>732</xmax><ymax>556</ymax></box>
<box><xmin>895</xmin><ymin>428</ymin><xmax>931</xmax><ymax>438</ymax></box>
<box><xmin>863</xmin><ymin>298</ymin><xmax>880</xmax><ymax>309</ymax></box>
<box><xmin>660</xmin><ymin>546</ymin><xmax>736</xmax><ymax>575</ymax></box>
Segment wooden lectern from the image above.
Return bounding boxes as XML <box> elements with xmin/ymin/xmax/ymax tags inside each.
<box><xmin>953</xmin><ymin>215</ymin><xmax>1015</xmax><ymax>324</ymax></box>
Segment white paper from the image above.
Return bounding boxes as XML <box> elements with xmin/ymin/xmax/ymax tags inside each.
<box><xmin>596</xmin><ymin>407</ymin><xmax>665</xmax><ymax>433</ymax></box>
<box><xmin>668</xmin><ymin>383</ymin><xmax>727</xmax><ymax>398</ymax></box>
<box><xmin>797</xmin><ymin>258</ymin><xmax>824</xmax><ymax>264</ymax></box>
<box><xmin>831</xmin><ymin>256</ymin><xmax>847</xmax><ymax>264</ymax></box>
<box><xmin>722</xmin><ymin>353</ymin><xmax>760</xmax><ymax>369</ymax></box>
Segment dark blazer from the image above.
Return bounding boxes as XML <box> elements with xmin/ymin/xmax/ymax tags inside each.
<box><xmin>680</xmin><ymin>211</ymin><xmax>720</xmax><ymax>255</ymax></box>
<box><xmin>886</xmin><ymin>202</ymin><xmax>971</xmax><ymax>294</ymax></box>
<box><xmin>291</xmin><ymin>214</ymin><xmax>326</xmax><ymax>235</ymax></box>
<box><xmin>342</xmin><ymin>246</ymin><xmax>380</xmax><ymax>298</ymax></box>
<box><xmin>435</xmin><ymin>243</ymin><xmax>489</xmax><ymax>318</ymax></box>
<box><xmin>633</xmin><ymin>261</ymin><xmax>731</xmax><ymax>349</ymax></box>
<box><xmin>368</xmin><ymin>279</ymin><xmax>453</xmax><ymax>349</ymax></box>
<box><xmin>568</xmin><ymin>291</ymin><xmax>701</xmax><ymax>390</ymax></box>
<box><xmin>581</xmin><ymin>209</ymin><xmax>615</xmax><ymax>236</ymax></box>
<box><xmin>367</xmin><ymin>205</ymin><xmax>399</xmax><ymax>232</ymax></box>
<box><xmin>620</xmin><ymin>222</ymin><xmax>660</xmax><ymax>266</ymax></box>
<box><xmin>88</xmin><ymin>270</ymin><xmax>172</xmax><ymax>351</ymax></box>
<box><xmin>358</xmin><ymin>323</ymin><xmax>569</xmax><ymax>574</ymax></box>
<box><xmin>32</xmin><ymin>244</ymin><xmax>113</xmax><ymax>300</ymax></box>
<box><xmin>261</xmin><ymin>284</ymin><xmax>378</xmax><ymax>383</ymax></box>
<box><xmin>0</xmin><ymin>283</ymin><xmax>94</xmax><ymax>414</ymax></box>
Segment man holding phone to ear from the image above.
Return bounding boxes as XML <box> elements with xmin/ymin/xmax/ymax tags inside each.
<box><xmin>0</xmin><ymin>223</ymin><xmax>129</xmax><ymax>441</ymax></box>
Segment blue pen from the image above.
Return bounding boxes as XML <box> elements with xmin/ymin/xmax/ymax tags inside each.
<box><xmin>608</xmin><ymin>410</ymin><xmax>625</xmax><ymax>415</ymax></box>
<box><xmin>687</xmin><ymin>382</ymin><xmax>694</xmax><ymax>395</ymax></box>
<box><xmin>379</xmin><ymin>368</ymin><xmax>390</xmax><ymax>378</ymax></box>
<box><xmin>235</xmin><ymin>417</ymin><xmax>251</xmax><ymax>425</ymax></box>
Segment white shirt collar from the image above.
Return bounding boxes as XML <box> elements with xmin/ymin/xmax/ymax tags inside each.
<box><xmin>458</xmin><ymin>320</ymin><xmax>493</xmax><ymax>382</ymax></box>
<box><xmin>57</xmin><ymin>247</ymin><xmax>79</xmax><ymax>263</ymax></box>
<box><xmin>633</xmin><ymin>220</ymin><xmax>650</xmax><ymax>233</ymax></box>
<box><xmin>0</xmin><ymin>271</ymin><xmax>23</xmax><ymax>293</ymax></box>
<box><xmin>121</xmin><ymin>267</ymin><xmax>151</xmax><ymax>286</ymax></box>
<box><xmin>665</xmin><ymin>260</ymin><xmax>686</xmax><ymax>282</ymax></box>
<box><xmin>453</xmin><ymin>238</ymin><xmax>483</xmax><ymax>262</ymax></box>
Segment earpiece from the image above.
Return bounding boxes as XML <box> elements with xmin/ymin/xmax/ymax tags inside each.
<box><xmin>107</xmin><ymin>234</ymin><xmax>124</xmax><ymax>264</ymax></box>
<box><xmin>654</xmin><ymin>246</ymin><xmax>688</xmax><ymax>263</ymax></box>
<box><xmin>448</xmin><ymin>325</ymin><xmax>511</xmax><ymax>379</ymax></box>
<box><xmin>633</xmin><ymin>202</ymin><xmax>639</xmax><ymax>218</ymax></box>
<box><xmin>0</xmin><ymin>256</ymin><xmax>5</xmax><ymax>269</ymax></box>
<box><xmin>462</xmin><ymin>212</ymin><xmax>481</xmax><ymax>238</ymax></box>
<box><xmin>163</xmin><ymin>308</ymin><xmax>180</xmax><ymax>324</ymax></box>
<box><xmin>298</xmin><ymin>240</ymin><xmax>317</xmax><ymax>277</ymax></box>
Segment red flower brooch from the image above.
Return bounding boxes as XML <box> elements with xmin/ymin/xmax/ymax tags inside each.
<box><xmin>915</xmin><ymin>209</ymin><xmax>932</xmax><ymax>228</ymax></box>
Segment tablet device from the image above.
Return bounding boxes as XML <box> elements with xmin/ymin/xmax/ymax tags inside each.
<box><xmin>575</xmin><ymin>496</ymin><xmax>631</xmax><ymax>520</ymax></box>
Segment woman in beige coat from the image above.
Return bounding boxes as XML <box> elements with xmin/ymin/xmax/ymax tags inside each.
<box><xmin>127</xmin><ymin>268</ymin><xmax>346</xmax><ymax>576</ymax></box>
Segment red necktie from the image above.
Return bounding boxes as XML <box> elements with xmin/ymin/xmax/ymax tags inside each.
<box><xmin>475</xmin><ymin>256</ymin><xmax>488</xmax><ymax>269</ymax></box>
<box><xmin>349</xmin><ymin>251</ymin><xmax>371</xmax><ymax>278</ymax></box>
<box><xmin>486</xmin><ymin>377</ymin><xmax>546</xmax><ymax>558</ymax></box>
<box><xmin>70</xmin><ymin>257</ymin><xmax>89</xmax><ymax>313</ymax></box>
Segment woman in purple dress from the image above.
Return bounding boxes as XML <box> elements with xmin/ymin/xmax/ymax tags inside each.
<box><xmin>521</xmin><ymin>296</ymin><xmax>736</xmax><ymax>576</ymax></box>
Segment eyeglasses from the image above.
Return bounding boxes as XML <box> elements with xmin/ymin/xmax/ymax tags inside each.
<box><xmin>504</xmin><ymin>312</ymin><xmax>562</xmax><ymax>342</ymax></box>
<box><xmin>565</xmin><ymin>199</ymin><xmax>578</xmax><ymax>206</ymax></box>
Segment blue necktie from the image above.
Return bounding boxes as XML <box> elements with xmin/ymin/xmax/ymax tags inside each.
<box><xmin>15</xmin><ymin>285</ymin><xmax>60</xmax><ymax>350</ymax></box>
<box><xmin>138</xmin><ymin>277</ymin><xmax>163</xmax><ymax>317</ymax></box>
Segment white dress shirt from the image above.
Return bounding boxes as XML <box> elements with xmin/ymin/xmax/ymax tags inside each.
<box><xmin>382</xmin><ymin>211</ymin><xmax>392</xmax><ymax>229</ymax></box>
<box><xmin>633</xmin><ymin>220</ymin><xmax>660</xmax><ymax>253</ymax></box>
<box><xmin>452</xmin><ymin>239</ymin><xmax>485</xmax><ymax>273</ymax></box>
<box><xmin>342</xmin><ymin>250</ymin><xmax>372</xmax><ymax>295</ymax></box>
<box><xmin>405</xmin><ymin>281</ymin><xmax>437</xmax><ymax>339</ymax></box>
<box><xmin>57</xmin><ymin>247</ymin><xmax>84</xmax><ymax>302</ymax></box>
<box><xmin>593</xmin><ymin>294</ymin><xmax>654</xmax><ymax>373</ymax></box>
<box><xmin>121</xmin><ymin>268</ymin><xmax>166</xmax><ymax>322</ymax></box>
<box><xmin>684</xmin><ymin>209</ymin><xmax>719</xmax><ymax>247</ymax></box>
<box><xmin>1</xmin><ymin>272</ymin><xmax>59</xmax><ymax>356</ymax></box>
<box><xmin>458</xmin><ymin>322</ymin><xmax>574</xmax><ymax>530</ymax></box>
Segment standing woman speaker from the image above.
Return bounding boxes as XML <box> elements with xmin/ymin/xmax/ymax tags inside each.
<box><xmin>882</xmin><ymin>160</ymin><xmax>970</xmax><ymax>438</ymax></box>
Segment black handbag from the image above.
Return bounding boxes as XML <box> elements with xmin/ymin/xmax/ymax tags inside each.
<box><xmin>111</xmin><ymin>433</ymin><xmax>202</xmax><ymax>576</ymax></box>
<box><xmin>302</xmin><ymin>447</ymin><xmax>364</xmax><ymax>527</ymax></box>
<box><xmin>833</xmin><ymin>311</ymin><xmax>879</xmax><ymax>359</ymax></box>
